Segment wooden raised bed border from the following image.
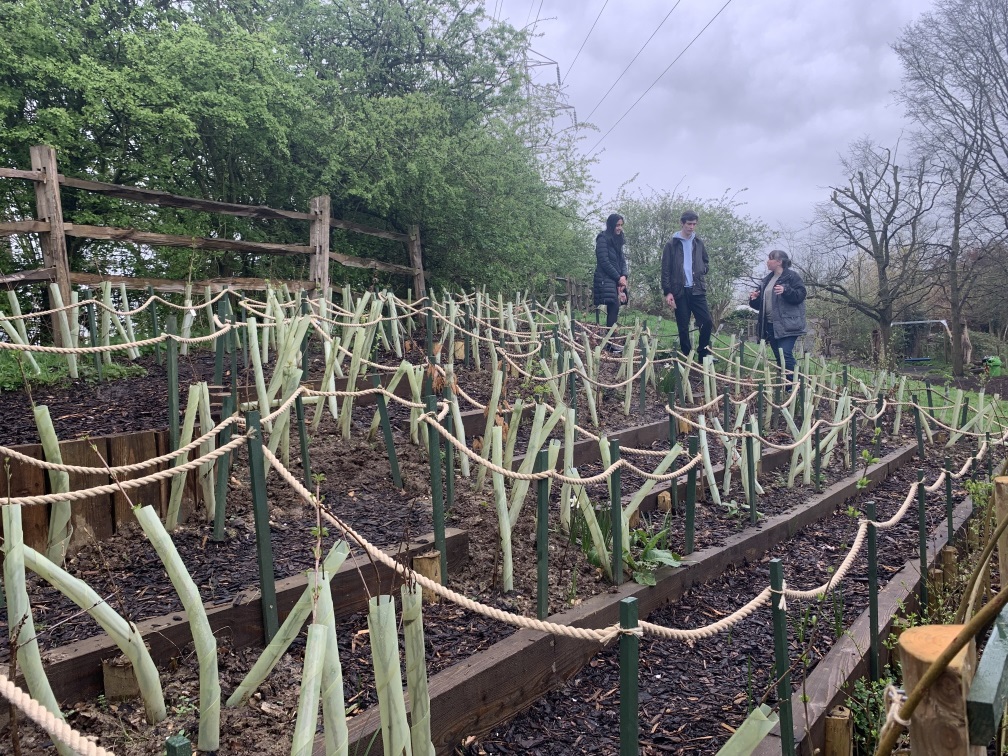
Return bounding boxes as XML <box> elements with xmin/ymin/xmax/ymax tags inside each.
<box><xmin>37</xmin><ymin>528</ymin><xmax>469</xmax><ymax>705</ymax></box>
<box><xmin>333</xmin><ymin>443</ymin><xmax>920</xmax><ymax>755</ymax></box>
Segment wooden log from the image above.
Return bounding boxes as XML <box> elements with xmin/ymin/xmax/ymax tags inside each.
<box><xmin>898</xmin><ymin>625</ymin><xmax>984</xmax><ymax>756</ymax></box>
<box><xmin>0</xmin><ymin>266</ymin><xmax>56</xmax><ymax>289</ymax></box>
<box><xmin>823</xmin><ymin>705</ymin><xmax>852</xmax><ymax>756</ymax></box>
<box><xmin>64</xmin><ymin>223</ymin><xmax>312</xmax><ymax>256</ymax></box>
<box><xmin>413</xmin><ymin>550</ymin><xmax>441</xmax><ymax>604</ymax></box>
<box><xmin>30</xmin><ymin>145</ymin><xmax>71</xmax><ymax>344</ymax></box>
<box><xmin>0</xmin><ymin>167</ymin><xmax>44</xmax><ymax>181</ymax></box>
<box><xmin>0</xmin><ymin>221</ymin><xmax>52</xmax><ymax>237</ymax></box>
<box><xmin>328</xmin><ymin>249</ymin><xmax>417</xmax><ymax>277</ymax></box>
<box><xmin>59</xmin><ymin>175</ymin><xmax>314</xmax><ymax>221</ymax></box>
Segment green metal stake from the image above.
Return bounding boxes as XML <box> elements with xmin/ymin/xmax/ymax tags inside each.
<box><xmin>867</xmin><ymin>498</ymin><xmax>879</xmax><ymax>682</ymax></box>
<box><xmin>746</xmin><ymin>432</ymin><xmax>757</xmax><ymax>525</ymax></box>
<box><xmin>535</xmin><ymin>449</ymin><xmax>549</xmax><ymax>620</ymax></box>
<box><xmin>166</xmin><ymin>734</ymin><xmax>192</xmax><ymax>756</ymax></box>
<box><xmin>166</xmin><ymin>315</ymin><xmax>179</xmax><ymax>453</ymax></box>
<box><xmin>723</xmin><ymin>389</ymin><xmax>730</xmax><ymax>430</ymax></box>
<box><xmin>426</xmin><ymin>395</ymin><xmax>447</xmax><ymax>583</ymax></box>
<box><xmin>619</xmin><ymin>597</ymin><xmax>640</xmax><ymax>756</ymax></box>
<box><xmin>212</xmin><ymin>395</ymin><xmax>234</xmax><ymax>543</ymax></box>
<box><xmin>246</xmin><ymin>410</ymin><xmax>279</xmax><ymax>643</ymax></box>
<box><xmin>86</xmin><ymin>296</ymin><xmax>103</xmax><ymax>381</ymax></box>
<box><xmin>813</xmin><ymin>410</ymin><xmax>822</xmax><ymax>493</ymax></box>
<box><xmin>756</xmin><ymin>381</ymin><xmax>764</xmax><ymax>437</ymax></box>
<box><xmin>797</xmin><ymin>375</ymin><xmax>805</xmax><ymax>424</ymax></box>
<box><xmin>147</xmin><ymin>284</ymin><xmax>161</xmax><ymax>365</ymax></box>
<box><xmin>569</xmin><ymin>365</ymin><xmax>577</xmax><ymax>406</ymax></box>
<box><xmin>372</xmin><ymin>376</ymin><xmax>402</xmax><ymax>488</ymax></box>
<box><xmin>770</xmin><ymin>559</ymin><xmax>795</xmax><ymax>756</ymax></box>
<box><xmin>295</xmin><ymin>395</ymin><xmax>312</xmax><ymax>486</ymax></box>
<box><xmin>918</xmin><ymin>468</ymin><xmax>928</xmax><ymax>613</ymax></box>
<box><xmin>925</xmin><ymin>381</ymin><xmax>934</xmax><ymax>416</ymax></box>
<box><xmin>912</xmin><ymin>394</ymin><xmax>924</xmax><ymax>459</ymax></box>
<box><xmin>610</xmin><ymin>437</ymin><xmax>623</xmax><ymax>586</ymax></box>
<box><xmin>672</xmin><ymin>361</ymin><xmax>681</xmax><ymax>404</ymax></box>
<box><xmin>773</xmin><ymin>381</ymin><xmax>782</xmax><ymax>431</ymax></box>
<box><xmin>685</xmin><ymin>435</ymin><xmax>698</xmax><ymax>555</ymax></box>
<box><xmin>842</xmin><ymin>364</ymin><xmax>848</xmax><ymax>388</ymax></box>
<box><xmin>960</xmin><ymin>398</ymin><xmax>970</xmax><ymax>430</ymax></box>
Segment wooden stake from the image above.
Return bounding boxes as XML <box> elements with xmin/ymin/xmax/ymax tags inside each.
<box><xmin>898</xmin><ymin>625</ymin><xmax>984</xmax><ymax>756</ymax></box>
<box><xmin>412</xmin><ymin>551</ymin><xmax>440</xmax><ymax>603</ymax></box>
<box><xmin>823</xmin><ymin>705</ymin><xmax>852</xmax><ymax>756</ymax></box>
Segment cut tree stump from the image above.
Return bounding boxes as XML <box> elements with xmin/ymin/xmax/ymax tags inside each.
<box><xmin>898</xmin><ymin>625</ymin><xmax>984</xmax><ymax>756</ymax></box>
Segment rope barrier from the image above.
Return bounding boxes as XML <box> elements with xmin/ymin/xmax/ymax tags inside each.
<box><xmin>0</xmin><ymin>673</ymin><xmax>115</xmax><ymax>756</ymax></box>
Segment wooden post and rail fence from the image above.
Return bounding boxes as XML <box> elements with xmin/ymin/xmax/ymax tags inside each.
<box><xmin>0</xmin><ymin>145</ymin><xmax>426</xmax><ymax>342</ymax></box>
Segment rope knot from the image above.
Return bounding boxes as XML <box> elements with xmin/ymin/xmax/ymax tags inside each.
<box><xmin>884</xmin><ymin>684</ymin><xmax>910</xmax><ymax>728</ymax></box>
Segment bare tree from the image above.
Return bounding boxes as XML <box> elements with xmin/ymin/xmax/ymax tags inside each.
<box><xmin>805</xmin><ymin>139</ymin><xmax>937</xmax><ymax>362</ymax></box>
<box><xmin>894</xmin><ymin>0</ymin><xmax>1007</xmax><ymax>373</ymax></box>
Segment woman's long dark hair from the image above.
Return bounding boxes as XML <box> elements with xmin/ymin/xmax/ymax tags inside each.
<box><xmin>606</xmin><ymin>213</ymin><xmax>625</xmax><ymax>249</ymax></box>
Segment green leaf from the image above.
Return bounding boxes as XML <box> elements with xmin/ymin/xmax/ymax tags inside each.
<box><xmin>643</xmin><ymin>548</ymin><xmax>683</xmax><ymax>568</ymax></box>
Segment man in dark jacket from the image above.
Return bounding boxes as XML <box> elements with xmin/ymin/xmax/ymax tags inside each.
<box><xmin>748</xmin><ymin>249</ymin><xmax>807</xmax><ymax>380</ymax></box>
<box><xmin>661</xmin><ymin>210</ymin><xmax>713</xmax><ymax>360</ymax></box>
<box><xmin>593</xmin><ymin>213</ymin><xmax>628</xmax><ymax>333</ymax></box>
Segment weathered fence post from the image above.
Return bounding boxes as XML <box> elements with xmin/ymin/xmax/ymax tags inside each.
<box><xmin>29</xmin><ymin>145</ymin><xmax>71</xmax><ymax>345</ymax></box>
<box><xmin>310</xmin><ymin>195</ymin><xmax>331</xmax><ymax>294</ymax></box>
<box><xmin>408</xmin><ymin>224</ymin><xmax>426</xmax><ymax>296</ymax></box>
<box><xmin>899</xmin><ymin>625</ymin><xmax>981</xmax><ymax>755</ymax></box>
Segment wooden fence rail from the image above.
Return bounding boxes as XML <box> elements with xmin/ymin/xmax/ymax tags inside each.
<box><xmin>0</xmin><ymin>145</ymin><xmax>427</xmax><ymax>338</ymax></box>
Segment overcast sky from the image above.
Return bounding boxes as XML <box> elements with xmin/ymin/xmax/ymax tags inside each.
<box><xmin>494</xmin><ymin>0</ymin><xmax>933</xmax><ymax>242</ymax></box>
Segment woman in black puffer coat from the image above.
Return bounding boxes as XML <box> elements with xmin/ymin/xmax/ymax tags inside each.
<box><xmin>593</xmin><ymin>213</ymin><xmax>628</xmax><ymax>328</ymax></box>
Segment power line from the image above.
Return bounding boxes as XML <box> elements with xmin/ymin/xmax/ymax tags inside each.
<box><xmin>584</xmin><ymin>1</ymin><xmax>683</xmax><ymax>123</ymax></box>
<box><xmin>587</xmin><ymin>0</ymin><xmax>736</xmax><ymax>156</ymax></box>
<box><xmin>562</xmin><ymin>0</ymin><xmax>610</xmax><ymax>84</ymax></box>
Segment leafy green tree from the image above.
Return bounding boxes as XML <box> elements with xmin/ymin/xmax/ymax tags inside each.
<box><xmin>0</xmin><ymin>0</ymin><xmax>596</xmax><ymax>296</ymax></box>
<box><xmin>610</xmin><ymin>188</ymin><xmax>770</xmax><ymax>324</ymax></box>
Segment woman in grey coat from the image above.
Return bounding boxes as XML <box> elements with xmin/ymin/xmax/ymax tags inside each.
<box><xmin>748</xmin><ymin>249</ymin><xmax>807</xmax><ymax>380</ymax></box>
